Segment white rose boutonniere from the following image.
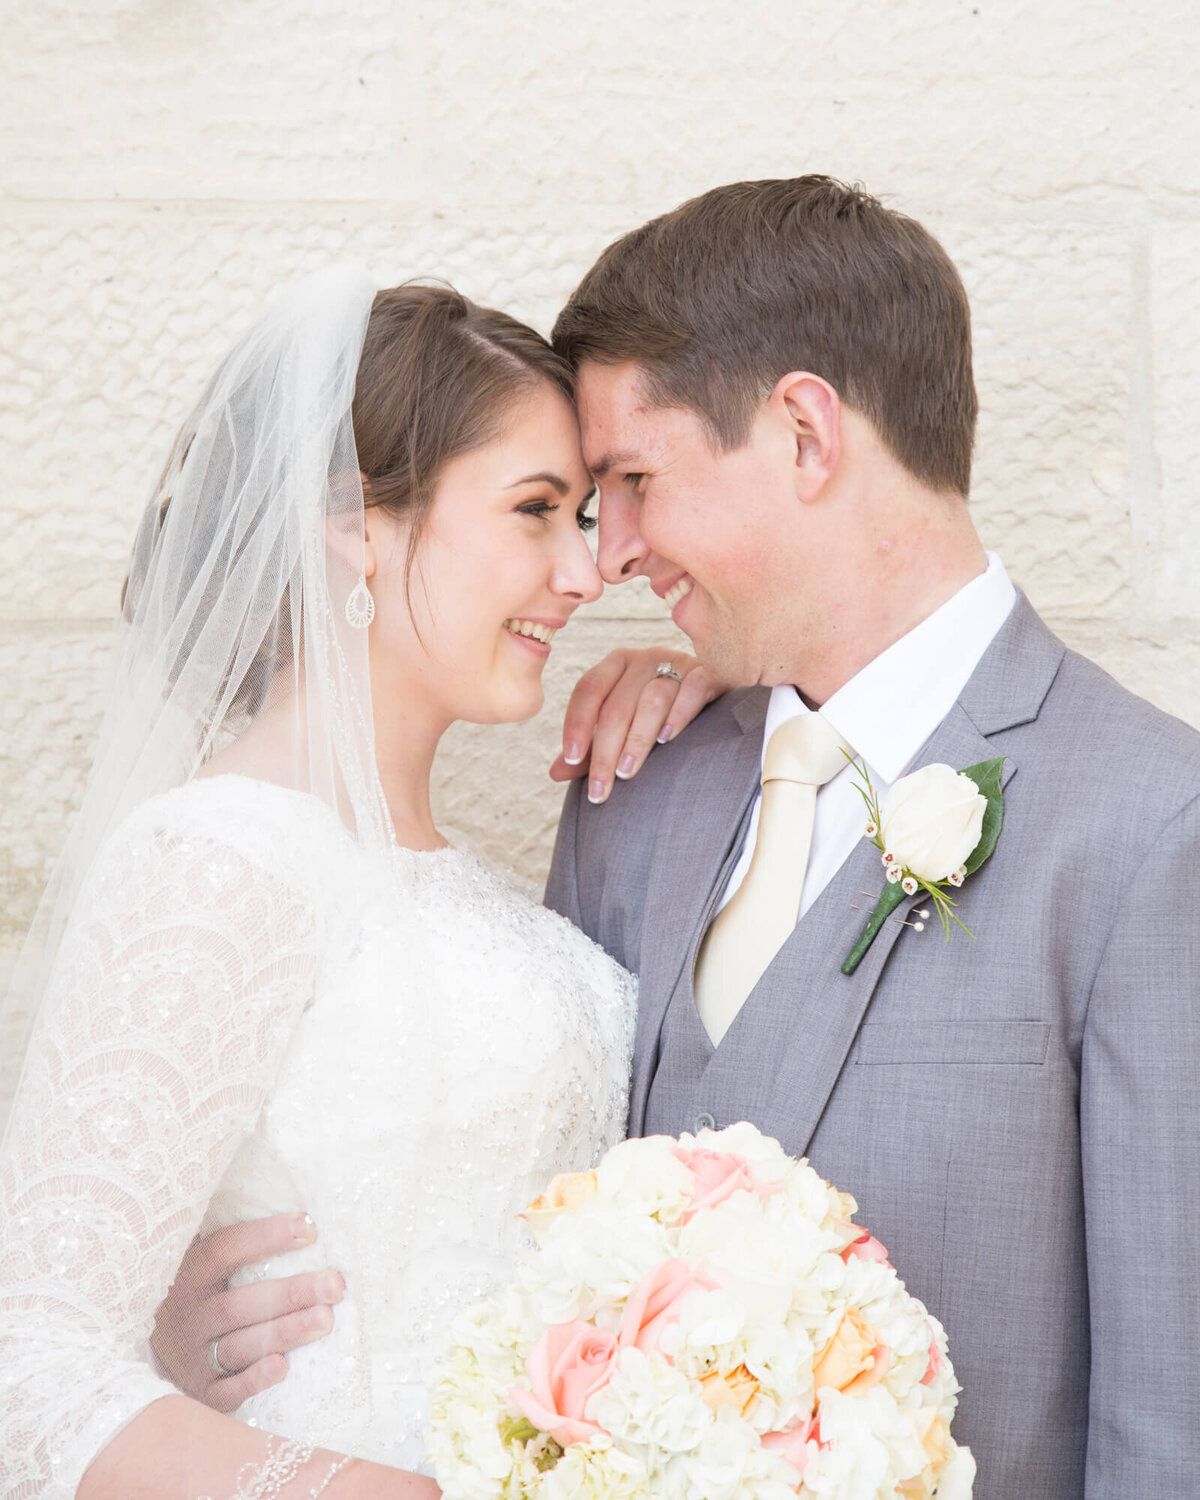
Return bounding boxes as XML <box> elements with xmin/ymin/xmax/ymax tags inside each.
<box><xmin>842</xmin><ymin>756</ymin><xmax>1005</xmax><ymax>975</ymax></box>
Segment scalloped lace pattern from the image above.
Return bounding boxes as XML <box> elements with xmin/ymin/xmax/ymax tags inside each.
<box><xmin>0</xmin><ymin>778</ymin><xmax>636</xmax><ymax>1496</ymax></box>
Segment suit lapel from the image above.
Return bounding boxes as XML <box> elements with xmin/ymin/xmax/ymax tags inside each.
<box><xmin>628</xmin><ymin>690</ymin><xmax>766</xmax><ymax>1133</ymax></box>
<box><xmin>715</xmin><ymin>695</ymin><xmax>1025</xmax><ymax>1156</ymax></box>
<box><xmin>632</xmin><ymin>590</ymin><xmax>1065</xmax><ymax>1147</ymax></box>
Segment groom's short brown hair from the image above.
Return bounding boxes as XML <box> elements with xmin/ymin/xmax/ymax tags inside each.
<box><xmin>553</xmin><ymin>176</ymin><xmax>977</xmax><ymax>496</ymax></box>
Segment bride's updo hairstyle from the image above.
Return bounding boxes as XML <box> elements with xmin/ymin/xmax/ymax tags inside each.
<box><xmin>122</xmin><ymin>282</ymin><xmax>573</xmax><ymax>724</ymax></box>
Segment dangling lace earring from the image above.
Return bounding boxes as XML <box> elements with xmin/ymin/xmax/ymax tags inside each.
<box><xmin>345</xmin><ymin>576</ymin><xmax>375</xmax><ymax>628</ymax></box>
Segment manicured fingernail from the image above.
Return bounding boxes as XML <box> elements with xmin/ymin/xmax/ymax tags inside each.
<box><xmin>588</xmin><ymin>779</ymin><xmax>608</xmax><ymax>804</ymax></box>
<box><xmin>657</xmin><ymin>724</ymin><xmax>674</xmax><ymax>744</ymax></box>
<box><xmin>563</xmin><ymin>741</ymin><xmax>583</xmax><ymax>765</ymax></box>
<box><xmin>317</xmin><ymin>1271</ymin><xmax>345</xmax><ymax>1303</ymax></box>
<box><xmin>291</xmin><ymin>1214</ymin><xmax>316</xmax><ymax>1244</ymax></box>
<box><xmin>305</xmin><ymin>1305</ymin><xmax>335</xmax><ymax>1338</ymax></box>
<box><xmin>615</xmin><ymin>754</ymin><xmax>636</xmax><ymax>779</ymax></box>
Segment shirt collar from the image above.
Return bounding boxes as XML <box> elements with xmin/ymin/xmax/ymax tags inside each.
<box><xmin>763</xmin><ymin>552</ymin><xmax>1017</xmax><ymax>784</ymax></box>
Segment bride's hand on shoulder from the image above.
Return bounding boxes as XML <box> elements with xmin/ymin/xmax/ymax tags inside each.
<box><xmin>152</xmin><ymin>1212</ymin><xmax>344</xmax><ymax>1413</ymax></box>
<box><xmin>550</xmin><ymin>647</ymin><xmax>729</xmax><ymax>803</ymax></box>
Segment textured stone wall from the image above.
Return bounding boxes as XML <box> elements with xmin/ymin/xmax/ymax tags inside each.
<box><xmin>2</xmin><ymin>2</ymin><xmax>1198</xmax><ymax>1048</ymax></box>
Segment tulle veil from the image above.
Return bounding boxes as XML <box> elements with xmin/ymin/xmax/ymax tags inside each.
<box><xmin>1</xmin><ymin>265</ymin><xmax>393</xmax><ymax>1138</ymax></box>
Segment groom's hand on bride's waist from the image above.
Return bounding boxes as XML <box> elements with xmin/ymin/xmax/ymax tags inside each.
<box><xmin>549</xmin><ymin>647</ymin><xmax>726</xmax><ymax>803</ymax></box>
<box><xmin>152</xmin><ymin>1212</ymin><xmax>344</xmax><ymax>1412</ymax></box>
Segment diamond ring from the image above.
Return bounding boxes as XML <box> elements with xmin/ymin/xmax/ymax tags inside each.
<box><xmin>655</xmin><ymin>662</ymin><xmax>684</xmax><ymax>684</ymax></box>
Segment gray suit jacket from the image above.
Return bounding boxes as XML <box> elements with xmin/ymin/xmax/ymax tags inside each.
<box><xmin>545</xmin><ymin>595</ymin><xmax>1200</xmax><ymax>1500</ymax></box>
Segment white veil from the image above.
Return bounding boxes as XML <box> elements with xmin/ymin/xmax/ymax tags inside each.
<box><xmin>1</xmin><ymin>265</ymin><xmax>391</xmax><ymax>1137</ymax></box>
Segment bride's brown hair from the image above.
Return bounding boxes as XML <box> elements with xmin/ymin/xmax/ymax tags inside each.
<box><xmin>353</xmin><ymin>283</ymin><xmax>575</xmax><ymax>592</ymax></box>
<box><xmin>122</xmin><ymin>282</ymin><xmax>572</xmax><ymax>718</ymax></box>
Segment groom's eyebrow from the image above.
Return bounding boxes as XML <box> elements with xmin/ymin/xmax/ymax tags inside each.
<box><xmin>588</xmin><ymin>449</ymin><xmax>642</xmax><ymax>480</ymax></box>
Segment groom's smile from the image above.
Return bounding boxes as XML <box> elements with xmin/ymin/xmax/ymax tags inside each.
<box><xmin>576</xmin><ymin>358</ymin><xmax>819</xmax><ymax>690</ymax></box>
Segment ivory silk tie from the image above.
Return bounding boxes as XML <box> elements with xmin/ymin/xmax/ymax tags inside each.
<box><xmin>694</xmin><ymin>712</ymin><xmax>853</xmax><ymax>1046</ymax></box>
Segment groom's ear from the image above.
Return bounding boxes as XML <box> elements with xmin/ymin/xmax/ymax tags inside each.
<box><xmin>772</xmin><ymin>373</ymin><xmax>841</xmax><ymax>501</ymax></box>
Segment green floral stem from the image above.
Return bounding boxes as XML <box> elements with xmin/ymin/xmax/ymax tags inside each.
<box><xmin>841</xmin><ymin>881</ymin><xmax>907</xmax><ymax>975</ymax></box>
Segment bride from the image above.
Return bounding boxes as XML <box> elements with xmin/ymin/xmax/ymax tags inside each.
<box><xmin>0</xmin><ymin>269</ymin><xmax>711</xmax><ymax>1499</ymax></box>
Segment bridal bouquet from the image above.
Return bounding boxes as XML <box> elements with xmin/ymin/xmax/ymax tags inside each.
<box><xmin>429</xmin><ymin>1123</ymin><xmax>974</xmax><ymax>1500</ymax></box>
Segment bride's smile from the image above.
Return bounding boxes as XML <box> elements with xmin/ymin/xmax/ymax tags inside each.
<box><xmin>361</xmin><ymin>382</ymin><xmax>602</xmax><ymax>732</ymax></box>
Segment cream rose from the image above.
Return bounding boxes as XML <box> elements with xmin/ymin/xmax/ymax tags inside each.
<box><xmin>880</xmin><ymin>764</ymin><xmax>987</xmax><ymax>883</ymax></box>
<box><xmin>521</xmin><ymin>1170</ymin><xmax>599</xmax><ymax>1235</ymax></box>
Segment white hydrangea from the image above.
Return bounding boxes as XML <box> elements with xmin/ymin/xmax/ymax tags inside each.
<box><xmin>589</xmin><ymin>1348</ymin><xmax>713</xmax><ymax>1456</ymax></box>
<box><xmin>594</xmin><ymin>1134</ymin><xmax>696</xmax><ymax>1222</ymax></box>
<box><xmin>661</xmin><ymin>1410</ymin><xmax>798</xmax><ymax>1500</ymax></box>
<box><xmin>800</xmin><ymin>1387</ymin><xmax>929</xmax><ymax>1499</ymax></box>
<box><xmin>536</xmin><ymin>1436</ymin><xmax>648</xmax><ymax>1500</ymax></box>
<box><xmin>427</xmin><ymin>1377</ymin><xmax>520</xmax><ymax>1500</ymax></box>
<box><xmin>430</xmin><ymin>1123</ymin><xmax>972</xmax><ymax>1500</ymax></box>
<box><xmin>520</xmin><ymin>1204</ymin><xmax>672</xmax><ymax>1325</ymax></box>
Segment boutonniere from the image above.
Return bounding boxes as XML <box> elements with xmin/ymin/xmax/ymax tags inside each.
<box><xmin>841</xmin><ymin>757</ymin><xmax>1005</xmax><ymax>976</ymax></box>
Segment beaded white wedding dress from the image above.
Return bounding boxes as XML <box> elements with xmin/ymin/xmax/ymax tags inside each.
<box><xmin>0</xmin><ymin>775</ymin><xmax>636</xmax><ymax>1497</ymax></box>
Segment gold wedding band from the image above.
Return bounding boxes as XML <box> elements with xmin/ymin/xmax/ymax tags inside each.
<box><xmin>655</xmin><ymin>661</ymin><xmax>684</xmax><ymax>684</ymax></box>
<box><xmin>208</xmin><ymin>1335</ymin><xmax>235</xmax><ymax>1379</ymax></box>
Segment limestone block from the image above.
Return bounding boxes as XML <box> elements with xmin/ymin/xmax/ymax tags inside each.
<box><xmin>0</xmin><ymin>206</ymin><xmax>628</xmax><ymax>623</ymax></box>
<box><xmin>941</xmin><ymin>216</ymin><xmax>1135</xmax><ymax>615</ymax></box>
<box><xmin>432</xmin><ymin>616</ymin><xmax>692</xmax><ymax>883</ymax></box>
<box><xmin>0</xmin><ymin>0</ymin><xmax>398</xmax><ymax>200</ymax></box>
<box><xmin>1048</xmin><ymin>614</ymin><xmax>1200</xmax><ymax>731</ymax></box>
<box><xmin>0</xmin><ymin>611</ymin><xmax>682</xmax><ymax>940</ymax></box>
<box><xmin>1147</xmin><ymin>219</ymin><xmax>1200</xmax><ymax>620</ymax></box>
<box><xmin>0</xmin><ymin>624</ymin><xmax>111</xmax><ymax>947</ymax></box>
<box><xmin>411</xmin><ymin>0</ymin><xmax>1200</xmax><ymax>214</ymax></box>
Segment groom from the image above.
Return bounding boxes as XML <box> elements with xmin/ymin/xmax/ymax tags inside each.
<box><xmin>158</xmin><ymin>179</ymin><xmax>1200</xmax><ymax>1497</ymax></box>
<box><xmin>542</xmin><ymin>177</ymin><xmax>1200</xmax><ymax>1499</ymax></box>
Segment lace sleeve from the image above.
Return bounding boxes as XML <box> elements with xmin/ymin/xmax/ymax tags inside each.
<box><xmin>0</xmin><ymin>797</ymin><xmax>321</xmax><ymax>1500</ymax></box>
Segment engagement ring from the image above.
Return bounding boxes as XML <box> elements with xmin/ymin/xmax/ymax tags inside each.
<box><xmin>655</xmin><ymin>662</ymin><xmax>684</xmax><ymax>684</ymax></box>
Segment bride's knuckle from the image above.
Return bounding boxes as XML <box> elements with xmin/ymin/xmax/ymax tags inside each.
<box><xmin>286</xmin><ymin>1276</ymin><xmax>311</xmax><ymax>1313</ymax></box>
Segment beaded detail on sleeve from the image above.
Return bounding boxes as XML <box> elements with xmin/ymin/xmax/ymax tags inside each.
<box><xmin>0</xmin><ymin>782</ymin><xmax>321</xmax><ymax>1500</ymax></box>
<box><xmin>0</xmin><ymin>774</ymin><xmax>638</xmax><ymax>1490</ymax></box>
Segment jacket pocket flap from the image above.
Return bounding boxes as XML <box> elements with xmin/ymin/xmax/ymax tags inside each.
<box><xmin>855</xmin><ymin>1019</ymin><xmax>1051</xmax><ymax>1065</ymax></box>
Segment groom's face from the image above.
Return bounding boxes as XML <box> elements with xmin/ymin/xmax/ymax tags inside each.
<box><xmin>576</xmin><ymin>360</ymin><xmax>807</xmax><ymax>686</ymax></box>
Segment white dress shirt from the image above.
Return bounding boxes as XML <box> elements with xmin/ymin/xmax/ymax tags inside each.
<box><xmin>716</xmin><ymin>552</ymin><xmax>1017</xmax><ymax>920</ymax></box>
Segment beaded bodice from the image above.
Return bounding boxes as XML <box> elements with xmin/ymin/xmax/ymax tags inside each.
<box><xmin>0</xmin><ymin>777</ymin><xmax>636</xmax><ymax>1495</ymax></box>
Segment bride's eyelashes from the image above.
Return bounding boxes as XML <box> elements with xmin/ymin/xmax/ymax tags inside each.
<box><xmin>515</xmin><ymin>498</ymin><xmax>598</xmax><ymax>533</ymax></box>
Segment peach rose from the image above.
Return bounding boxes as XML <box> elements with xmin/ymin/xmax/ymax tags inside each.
<box><xmin>838</xmin><ymin>1225</ymin><xmax>891</xmax><ymax>1266</ymax></box>
<box><xmin>508</xmin><ymin>1320</ymin><xmax>618</xmax><ymax>1447</ymax></box>
<box><xmin>761</xmin><ymin>1416</ymin><xmax>820</xmax><ymax>1485</ymax></box>
<box><xmin>697</xmin><ymin>1363</ymin><xmax>760</xmax><ymax>1418</ymax></box>
<box><xmin>811</xmin><ymin>1309</ymin><xmax>890</xmax><ymax>1396</ymax></box>
<box><xmin>672</xmin><ymin>1145</ymin><xmax>782</xmax><ymax>1223</ymax></box>
<box><xmin>898</xmin><ymin>1411</ymin><xmax>952</xmax><ymax>1498</ymax></box>
<box><xmin>520</xmin><ymin>1170</ymin><xmax>599</xmax><ymax>1234</ymax></box>
<box><xmin>920</xmin><ymin>1322</ymin><xmax>945</xmax><ymax>1386</ymax></box>
<box><xmin>619</xmin><ymin>1258</ymin><xmax>716</xmax><ymax>1356</ymax></box>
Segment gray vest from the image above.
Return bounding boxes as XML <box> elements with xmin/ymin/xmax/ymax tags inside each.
<box><xmin>643</xmin><ymin>808</ymin><xmax>839</xmax><ymax>1150</ymax></box>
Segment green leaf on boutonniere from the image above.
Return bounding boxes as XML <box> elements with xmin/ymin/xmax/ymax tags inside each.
<box><xmin>960</xmin><ymin>757</ymin><xmax>1005</xmax><ymax>877</ymax></box>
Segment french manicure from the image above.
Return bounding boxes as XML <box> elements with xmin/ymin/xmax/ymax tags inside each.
<box><xmin>657</xmin><ymin>724</ymin><xmax>675</xmax><ymax>744</ymax></box>
<box><xmin>588</xmin><ymin>779</ymin><xmax>608</xmax><ymax>804</ymax></box>
<box><xmin>291</xmin><ymin>1214</ymin><xmax>316</xmax><ymax>1244</ymax></box>
<box><xmin>304</xmin><ymin>1305</ymin><xmax>336</xmax><ymax>1338</ymax></box>
<box><xmin>563</xmin><ymin>741</ymin><xmax>583</xmax><ymax>765</ymax></box>
<box><xmin>317</xmin><ymin>1270</ymin><xmax>346</xmax><ymax>1303</ymax></box>
<box><xmin>615</xmin><ymin>754</ymin><xmax>636</xmax><ymax>779</ymax></box>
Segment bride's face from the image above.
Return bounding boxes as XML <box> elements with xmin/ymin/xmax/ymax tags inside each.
<box><xmin>366</xmin><ymin>383</ymin><xmax>602</xmax><ymax>727</ymax></box>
